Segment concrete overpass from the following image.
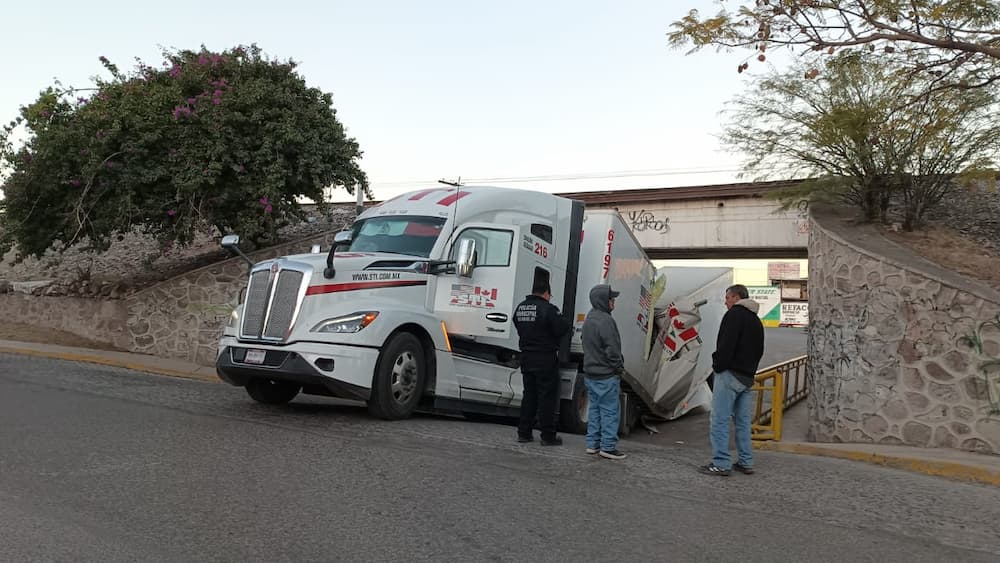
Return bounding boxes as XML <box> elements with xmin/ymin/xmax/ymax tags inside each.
<box><xmin>558</xmin><ymin>180</ymin><xmax>809</xmax><ymax>260</ymax></box>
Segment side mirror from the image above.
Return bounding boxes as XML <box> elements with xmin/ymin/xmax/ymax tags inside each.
<box><xmin>334</xmin><ymin>230</ymin><xmax>353</xmax><ymax>245</ymax></box>
<box><xmin>221</xmin><ymin>234</ymin><xmax>241</xmax><ymax>250</ymax></box>
<box><xmin>324</xmin><ymin>230</ymin><xmax>354</xmax><ymax>280</ymax></box>
<box><xmin>221</xmin><ymin>234</ymin><xmax>254</xmax><ymax>272</ymax></box>
<box><xmin>456</xmin><ymin>238</ymin><xmax>477</xmax><ymax>278</ymax></box>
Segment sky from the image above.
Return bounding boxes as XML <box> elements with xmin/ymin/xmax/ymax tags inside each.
<box><xmin>0</xmin><ymin>0</ymin><xmax>769</xmax><ymax>203</ymax></box>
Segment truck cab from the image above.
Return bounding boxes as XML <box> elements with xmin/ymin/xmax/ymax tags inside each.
<box><xmin>216</xmin><ymin>186</ymin><xmax>584</xmax><ymax>422</ymax></box>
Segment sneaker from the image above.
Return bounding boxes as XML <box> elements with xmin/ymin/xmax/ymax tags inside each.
<box><xmin>516</xmin><ymin>434</ymin><xmax>533</xmax><ymax>443</ymax></box>
<box><xmin>732</xmin><ymin>463</ymin><xmax>754</xmax><ymax>475</ymax></box>
<box><xmin>540</xmin><ymin>436</ymin><xmax>563</xmax><ymax>446</ymax></box>
<box><xmin>585</xmin><ymin>447</ymin><xmax>599</xmax><ymax>455</ymax></box>
<box><xmin>698</xmin><ymin>463</ymin><xmax>731</xmax><ymax>476</ymax></box>
<box><xmin>599</xmin><ymin>449</ymin><xmax>627</xmax><ymax>460</ymax></box>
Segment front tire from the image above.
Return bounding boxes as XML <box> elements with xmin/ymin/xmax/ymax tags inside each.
<box><xmin>246</xmin><ymin>379</ymin><xmax>301</xmax><ymax>405</ymax></box>
<box><xmin>368</xmin><ymin>332</ymin><xmax>426</xmax><ymax>420</ymax></box>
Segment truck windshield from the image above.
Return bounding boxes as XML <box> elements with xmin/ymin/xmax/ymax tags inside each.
<box><xmin>347</xmin><ymin>216</ymin><xmax>447</xmax><ymax>258</ymax></box>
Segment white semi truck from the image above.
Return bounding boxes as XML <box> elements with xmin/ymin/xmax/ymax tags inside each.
<box><xmin>216</xmin><ymin>185</ymin><xmax>731</xmax><ymax>433</ymax></box>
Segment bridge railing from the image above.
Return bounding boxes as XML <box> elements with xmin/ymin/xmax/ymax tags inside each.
<box><xmin>751</xmin><ymin>355</ymin><xmax>808</xmax><ymax>441</ymax></box>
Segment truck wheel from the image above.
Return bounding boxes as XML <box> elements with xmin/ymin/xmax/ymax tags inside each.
<box><xmin>368</xmin><ymin>332</ymin><xmax>426</xmax><ymax>420</ymax></box>
<box><xmin>246</xmin><ymin>379</ymin><xmax>301</xmax><ymax>405</ymax></box>
<box><xmin>559</xmin><ymin>375</ymin><xmax>589</xmax><ymax>435</ymax></box>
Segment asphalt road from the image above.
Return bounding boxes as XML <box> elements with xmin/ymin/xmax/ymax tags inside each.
<box><xmin>3</xmin><ymin>352</ymin><xmax>999</xmax><ymax>563</ymax></box>
<box><xmin>759</xmin><ymin>326</ymin><xmax>807</xmax><ymax>368</ymax></box>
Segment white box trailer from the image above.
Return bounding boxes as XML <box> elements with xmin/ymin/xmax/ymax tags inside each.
<box><xmin>215</xmin><ymin>185</ymin><xmax>728</xmax><ymax>434</ymax></box>
<box><xmin>647</xmin><ymin>267</ymin><xmax>733</xmax><ymax>419</ymax></box>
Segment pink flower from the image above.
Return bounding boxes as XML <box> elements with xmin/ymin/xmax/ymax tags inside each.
<box><xmin>212</xmin><ymin>98</ymin><xmax>221</xmax><ymax>105</ymax></box>
<box><xmin>187</xmin><ymin>97</ymin><xmax>197</xmax><ymax>105</ymax></box>
<box><xmin>70</xmin><ymin>179</ymin><xmax>81</xmax><ymax>187</ymax></box>
<box><xmin>171</xmin><ymin>105</ymin><xmax>193</xmax><ymax>120</ymax></box>
<box><xmin>265</xmin><ymin>204</ymin><xmax>273</xmax><ymax>213</ymax></box>
<box><xmin>167</xmin><ymin>209</ymin><xmax>177</xmax><ymax>216</ymax></box>
<box><xmin>169</xmin><ymin>64</ymin><xmax>181</xmax><ymax>78</ymax></box>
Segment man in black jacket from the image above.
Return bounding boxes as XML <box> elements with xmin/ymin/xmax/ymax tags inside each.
<box><xmin>700</xmin><ymin>284</ymin><xmax>764</xmax><ymax>476</ymax></box>
<box><xmin>513</xmin><ymin>280</ymin><xmax>572</xmax><ymax>446</ymax></box>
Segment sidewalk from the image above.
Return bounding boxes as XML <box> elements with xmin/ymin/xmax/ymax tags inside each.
<box><xmin>755</xmin><ymin>401</ymin><xmax>1000</xmax><ymax>487</ymax></box>
<box><xmin>0</xmin><ymin>339</ymin><xmax>219</xmax><ymax>383</ymax></box>
<box><xmin>1</xmin><ymin>338</ymin><xmax>999</xmax><ymax>486</ymax></box>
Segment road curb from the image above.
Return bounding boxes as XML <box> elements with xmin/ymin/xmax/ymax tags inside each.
<box><xmin>754</xmin><ymin>440</ymin><xmax>1000</xmax><ymax>487</ymax></box>
<box><xmin>0</xmin><ymin>344</ymin><xmax>219</xmax><ymax>383</ymax></box>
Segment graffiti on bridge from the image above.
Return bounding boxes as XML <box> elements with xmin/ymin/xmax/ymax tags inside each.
<box><xmin>627</xmin><ymin>210</ymin><xmax>670</xmax><ymax>234</ymax></box>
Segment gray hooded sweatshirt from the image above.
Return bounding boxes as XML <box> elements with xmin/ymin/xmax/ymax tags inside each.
<box><xmin>582</xmin><ymin>284</ymin><xmax>624</xmax><ymax>379</ymax></box>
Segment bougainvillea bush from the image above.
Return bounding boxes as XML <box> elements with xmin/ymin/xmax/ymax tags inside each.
<box><xmin>0</xmin><ymin>45</ymin><xmax>369</xmax><ymax>256</ymax></box>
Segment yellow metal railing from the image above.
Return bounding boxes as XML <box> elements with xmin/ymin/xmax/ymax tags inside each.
<box><xmin>751</xmin><ymin>355</ymin><xmax>808</xmax><ymax>441</ymax></box>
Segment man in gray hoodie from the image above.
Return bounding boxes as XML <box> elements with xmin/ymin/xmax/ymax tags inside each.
<box><xmin>581</xmin><ymin>284</ymin><xmax>627</xmax><ymax>460</ymax></box>
<box><xmin>699</xmin><ymin>284</ymin><xmax>764</xmax><ymax>476</ymax></box>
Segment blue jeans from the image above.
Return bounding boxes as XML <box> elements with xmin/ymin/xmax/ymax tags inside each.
<box><xmin>585</xmin><ymin>376</ymin><xmax>620</xmax><ymax>451</ymax></box>
<box><xmin>710</xmin><ymin>370</ymin><xmax>753</xmax><ymax>470</ymax></box>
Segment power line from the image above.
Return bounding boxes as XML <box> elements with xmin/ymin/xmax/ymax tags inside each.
<box><xmin>369</xmin><ymin>166</ymin><xmax>743</xmax><ymax>187</ymax></box>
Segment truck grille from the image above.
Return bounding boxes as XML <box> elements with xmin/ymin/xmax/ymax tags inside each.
<box><xmin>240</xmin><ymin>261</ymin><xmax>310</xmax><ymax>342</ymax></box>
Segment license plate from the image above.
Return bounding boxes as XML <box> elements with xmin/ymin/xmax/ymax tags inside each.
<box><xmin>244</xmin><ymin>349</ymin><xmax>267</xmax><ymax>365</ymax></box>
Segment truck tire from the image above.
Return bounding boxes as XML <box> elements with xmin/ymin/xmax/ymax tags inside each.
<box><xmin>368</xmin><ymin>332</ymin><xmax>426</xmax><ymax>420</ymax></box>
<box><xmin>246</xmin><ymin>379</ymin><xmax>301</xmax><ymax>405</ymax></box>
<box><xmin>559</xmin><ymin>375</ymin><xmax>589</xmax><ymax>435</ymax></box>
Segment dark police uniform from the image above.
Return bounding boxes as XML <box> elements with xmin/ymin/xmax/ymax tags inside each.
<box><xmin>513</xmin><ymin>293</ymin><xmax>572</xmax><ymax>442</ymax></box>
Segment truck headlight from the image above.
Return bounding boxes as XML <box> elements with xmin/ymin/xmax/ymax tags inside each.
<box><xmin>312</xmin><ymin>311</ymin><xmax>379</xmax><ymax>334</ymax></box>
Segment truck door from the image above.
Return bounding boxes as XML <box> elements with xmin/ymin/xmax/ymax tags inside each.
<box><xmin>435</xmin><ymin>224</ymin><xmax>525</xmax><ymax>343</ymax></box>
<box><xmin>434</xmin><ymin>224</ymin><xmax>531</xmax><ymax>404</ymax></box>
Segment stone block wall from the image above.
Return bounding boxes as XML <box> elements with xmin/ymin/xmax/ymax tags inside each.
<box><xmin>0</xmin><ymin>292</ymin><xmax>130</xmax><ymax>349</ymax></box>
<box><xmin>808</xmin><ymin>211</ymin><xmax>1000</xmax><ymax>454</ymax></box>
<box><xmin>125</xmin><ymin>231</ymin><xmax>339</xmax><ymax>366</ymax></box>
<box><xmin>4</xmin><ymin>231</ymin><xmax>339</xmax><ymax>366</ymax></box>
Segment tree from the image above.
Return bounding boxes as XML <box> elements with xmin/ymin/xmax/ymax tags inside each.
<box><xmin>0</xmin><ymin>45</ymin><xmax>369</xmax><ymax>257</ymax></box>
<box><xmin>724</xmin><ymin>51</ymin><xmax>1000</xmax><ymax>229</ymax></box>
<box><xmin>669</xmin><ymin>1</ymin><xmax>1000</xmax><ymax>92</ymax></box>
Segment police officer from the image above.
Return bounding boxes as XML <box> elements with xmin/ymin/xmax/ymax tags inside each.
<box><xmin>513</xmin><ymin>279</ymin><xmax>572</xmax><ymax>445</ymax></box>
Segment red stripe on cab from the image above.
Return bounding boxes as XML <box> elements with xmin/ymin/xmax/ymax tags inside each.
<box><xmin>436</xmin><ymin>191</ymin><xmax>470</xmax><ymax>206</ymax></box>
<box><xmin>305</xmin><ymin>280</ymin><xmax>427</xmax><ymax>296</ymax></box>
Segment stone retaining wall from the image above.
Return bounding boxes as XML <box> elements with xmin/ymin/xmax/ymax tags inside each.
<box><xmin>0</xmin><ymin>292</ymin><xmax>130</xmax><ymax>349</ymax></box>
<box><xmin>126</xmin><ymin>231</ymin><xmax>340</xmax><ymax>366</ymax></box>
<box><xmin>5</xmin><ymin>231</ymin><xmax>338</xmax><ymax>366</ymax></box>
<box><xmin>808</xmin><ymin>210</ymin><xmax>1000</xmax><ymax>454</ymax></box>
